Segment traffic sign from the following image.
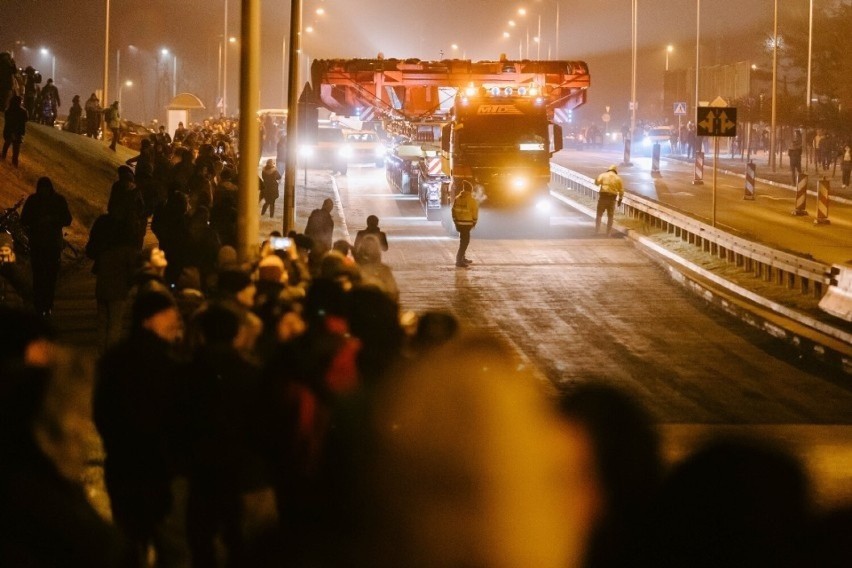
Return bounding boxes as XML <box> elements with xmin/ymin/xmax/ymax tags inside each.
<box><xmin>673</xmin><ymin>102</ymin><xmax>687</xmax><ymax>115</ymax></box>
<box><xmin>601</xmin><ymin>113</ymin><xmax>611</xmax><ymax>123</ymax></box>
<box><xmin>696</xmin><ymin>106</ymin><xmax>737</xmax><ymax>137</ymax></box>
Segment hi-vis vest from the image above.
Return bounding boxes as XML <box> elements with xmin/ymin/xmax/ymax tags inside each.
<box><xmin>452</xmin><ymin>191</ymin><xmax>478</xmax><ymax>226</ymax></box>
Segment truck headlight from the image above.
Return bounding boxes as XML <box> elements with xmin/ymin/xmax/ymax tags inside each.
<box><xmin>375</xmin><ymin>145</ymin><xmax>386</xmax><ymax>157</ymax></box>
<box><xmin>511</xmin><ymin>177</ymin><xmax>528</xmax><ymax>193</ymax></box>
<box><xmin>339</xmin><ymin>145</ymin><xmax>353</xmax><ymax>158</ymax></box>
<box><xmin>535</xmin><ymin>197</ymin><xmax>552</xmax><ymax>212</ymax></box>
<box><xmin>299</xmin><ymin>145</ymin><xmax>314</xmax><ymax>158</ymax></box>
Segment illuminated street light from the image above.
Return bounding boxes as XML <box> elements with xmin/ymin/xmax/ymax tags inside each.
<box><xmin>40</xmin><ymin>47</ymin><xmax>56</xmax><ymax>80</ymax></box>
<box><xmin>503</xmin><ymin>31</ymin><xmax>511</xmax><ymax>39</ymax></box>
<box><xmin>665</xmin><ymin>44</ymin><xmax>674</xmax><ymax>71</ymax></box>
<box><xmin>118</xmin><ymin>79</ymin><xmax>132</xmax><ymax>108</ymax></box>
<box><xmin>160</xmin><ymin>48</ymin><xmax>178</xmax><ymax>98</ymax></box>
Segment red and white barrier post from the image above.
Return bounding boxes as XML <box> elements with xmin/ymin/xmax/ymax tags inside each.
<box><xmin>792</xmin><ymin>173</ymin><xmax>808</xmax><ymax>216</ymax></box>
<box><xmin>744</xmin><ymin>161</ymin><xmax>756</xmax><ymax>200</ymax></box>
<box><xmin>692</xmin><ymin>151</ymin><xmax>704</xmax><ymax>185</ymax></box>
<box><xmin>815</xmin><ymin>178</ymin><xmax>831</xmax><ymax>225</ymax></box>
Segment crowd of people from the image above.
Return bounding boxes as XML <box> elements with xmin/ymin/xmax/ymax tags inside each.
<box><xmin>0</xmin><ymin>139</ymin><xmax>850</xmax><ymax>566</ymax></box>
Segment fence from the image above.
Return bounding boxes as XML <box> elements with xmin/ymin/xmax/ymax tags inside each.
<box><xmin>549</xmin><ymin>163</ymin><xmax>831</xmax><ymax>299</ymax></box>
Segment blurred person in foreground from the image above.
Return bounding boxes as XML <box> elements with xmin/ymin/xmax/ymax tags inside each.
<box><xmin>313</xmin><ymin>335</ymin><xmax>597</xmax><ymax>567</ymax></box>
<box><xmin>94</xmin><ymin>290</ymin><xmax>185</xmax><ymax>567</ymax></box>
<box><xmin>0</xmin><ymin>347</ymin><xmax>128</xmax><ymax>566</ymax></box>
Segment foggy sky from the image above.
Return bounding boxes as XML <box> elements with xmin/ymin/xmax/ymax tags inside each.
<box><xmin>2</xmin><ymin>0</ymin><xmax>790</xmax><ymax>127</ymax></box>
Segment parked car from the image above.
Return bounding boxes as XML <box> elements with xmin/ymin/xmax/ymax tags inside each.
<box><xmin>641</xmin><ymin>125</ymin><xmax>674</xmax><ymax>151</ymax></box>
<box><xmin>299</xmin><ymin>126</ymin><xmax>348</xmax><ymax>174</ymax></box>
<box><xmin>119</xmin><ymin>121</ymin><xmax>155</xmax><ymax>151</ymax></box>
<box><xmin>342</xmin><ymin>130</ymin><xmax>386</xmax><ymax>167</ymax></box>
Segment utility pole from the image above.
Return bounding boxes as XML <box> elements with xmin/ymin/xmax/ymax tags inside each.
<box><xmin>283</xmin><ymin>0</ymin><xmax>303</xmax><ymax>233</ymax></box>
<box><xmin>236</xmin><ymin>0</ymin><xmax>261</xmax><ymax>262</ymax></box>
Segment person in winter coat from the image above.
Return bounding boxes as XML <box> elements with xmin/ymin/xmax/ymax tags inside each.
<box><xmin>353</xmin><ymin>214</ymin><xmax>388</xmax><ymax>258</ymax></box>
<box><xmin>105</xmin><ymin>101</ymin><xmax>121</xmax><ymax>151</ymax></box>
<box><xmin>20</xmin><ymin>177</ymin><xmax>72</xmax><ymax>317</ymax></box>
<box><xmin>2</xmin><ymin>95</ymin><xmax>28</xmax><ymax>167</ymax></box>
<box><xmin>84</xmin><ymin>93</ymin><xmax>101</xmax><ymax>138</ymax></box>
<box><xmin>451</xmin><ymin>182</ymin><xmax>478</xmax><ymax>268</ymax></box>
<box><xmin>65</xmin><ymin>95</ymin><xmax>83</xmax><ymax>134</ymax></box>
<box><xmin>39</xmin><ymin>78</ymin><xmax>60</xmax><ymax>127</ymax></box>
<box><xmin>594</xmin><ymin>164</ymin><xmax>624</xmax><ymax>237</ymax></box>
<box><xmin>260</xmin><ymin>159</ymin><xmax>282</xmax><ymax>218</ymax></box>
<box><xmin>304</xmin><ymin>198</ymin><xmax>335</xmax><ymax>259</ymax></box>
<box><xmin>93</xmin><ymin>290</ymin><xmax>184</xmax><ymax>567</ymax></box>
<box><xmin>107</xmin><ymin>165</ymin><xmax>147</xmax><ymax>248</ymax></box>
<box><xmin>86</xmin><ymin>206</ymin><xmax>140</xmax><ymax>351</ymax></box>
<box><xmin>355</xmin><ymin>234</ymin><xmax>399</xmax><ymax>303</ymax></box>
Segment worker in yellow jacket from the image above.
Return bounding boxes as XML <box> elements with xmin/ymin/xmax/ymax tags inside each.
<box><xmin>451</xmin><ymin>182</ymin><xmax>479</xmax><ymax>268</ymax></box>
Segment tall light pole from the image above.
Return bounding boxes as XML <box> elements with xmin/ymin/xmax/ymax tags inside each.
<box><xmin>40</xmin><ymin>48</ymin><xmax>55</xmax><ymax>81</ymax></box>
<box><xmin>665</xmin><ymin>44</ymin><xmax>674</xmax><ymax>71</ymax></box>
<box><xmin>237</xmin><ymin>0</ymin><xmax>261</xmax><ymax>261</ymax></box>
<box><xmin>223</xmin><ymin>0</ymin><xmax>229</xmax><ymax>116</ymax></box>
<box><xmin>103</xmin><ymin>0</ymin><xmax>110</xmax><ymax>107</ymax></box>
<box><xmin>806</xmin><ymin>0</ymin><xmax>813</xmax><ymax>110</ymax></box>
<box><xmin>630</xmin><ymin>0</ymin><xmax>637</xmax><ymax>139</ymax></box>
<box><xmin>283</xmin><ymin>0</ymin><xmax>303</xmax><ymax>233</ymax></box>
<box><xmin>118</xmin><ymin>79</ymin><xmax>132</xmax><ymax>108</ymax></box>
<box><xmin>769</xmin><ymin>0</ymin><xmax>778</xmax><ymax>171</ymax></box>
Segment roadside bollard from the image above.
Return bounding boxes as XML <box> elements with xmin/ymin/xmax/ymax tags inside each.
<box><xmin>815</xmin><ymin>178</ymin><xmax>831</xmax><ymax>225</ymax></box>
<box><xmin>744</xmin><ymin>161</ymin><xmax>756</xmax><ymax>200</ymax></box>
<box><xmin>692</xmin><ymin>151</ymin><xmax>704</xmax><ymax>185</ymax></box>
<box><xmin>622</xmin><ymin>137</ymin><xmax>632</xmax><ymax>166</ymax></box>
<box><xmin>792</xmin><ymin>174</ymin><xmax>808</xmax><ymax>216</ymax></box>
<box><xmin>651</xmin><ymin>143</ymin><xmax>661</xmax><ymax>176</ymax></box>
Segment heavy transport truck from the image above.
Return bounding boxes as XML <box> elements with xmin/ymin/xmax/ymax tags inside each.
<box><xmin>310</xmin><ymin>57</ymin><xmax>590</xmax><ymax>228</ymax></box>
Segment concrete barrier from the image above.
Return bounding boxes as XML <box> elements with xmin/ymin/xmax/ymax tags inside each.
<box><xmin>820</xmin><ymin>264</ymin><xmax>852</xmax><ymax>322</ymax></box>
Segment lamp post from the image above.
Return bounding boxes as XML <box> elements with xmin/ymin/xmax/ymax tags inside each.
<box><xmin>283</xmin><ymin>0</ymin><xmax>303</xmax><ymax>234</ymax></box>
<box><xmin>40</xmin><ymin>48</ymin><xmax>56</xmax><ymax>81</ymax></box>
<box><xmin>630</xmin><ymin>0</ymin><xmax>637</xmax><ymax>139</ymax></box>
<box><xmin>103</xmin><ymin>0</ymin><xmax>110</xmax><ymax>108</ymax></box>
<box><xmin>118</xmin><ymin>79</ymin><xmax>132</xmax><ymax>108</ymax></box>
<box><xmin>223</xmin><ymin>0</ymin><xmax>229</xmax><ymax>117</ymax></box>
<box><xmin>769</xmin><ymin>0</ymin><xmax>778</xmax><ymax>171</ymax></box>
<box><xmin>665</xmin><ymin>44</ymin><xmax>674</xmax><ymax>71</ymax></box>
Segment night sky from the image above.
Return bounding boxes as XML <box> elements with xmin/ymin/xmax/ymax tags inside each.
<box><xmin>2</xmin><ymin>0</ymin><xmax>794</xmax><ymax>127</ymax></box>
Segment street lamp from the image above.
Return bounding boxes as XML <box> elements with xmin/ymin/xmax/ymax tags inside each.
<box><xmin>160</xmin><ymin>48</ymin><xmax>177</xmax><ymax>98</ymax></box>
<box><xmin>40</xmin><ymin>47</ymin><xmax>56</xmax><ymax>80</ymax></box>
<box><xmin>118</xmin><ymin>79</ymin><xmax>132</xmax><ymax>108</ymax></box>
<box><xmin>665</xmin><ymin>44</ymin><xmax>674</xmax><ymax>71</ymax></box>
<box><xmin>769</xmin><ymin>0</ymin><xmax>778</xmax><ymax>171</ymax></box>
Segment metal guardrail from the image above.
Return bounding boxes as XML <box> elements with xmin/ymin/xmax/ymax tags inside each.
<box><xmin>550</xmin><ymin>163</ymin><xmax>832</xmax><ymax>299</ymax></box>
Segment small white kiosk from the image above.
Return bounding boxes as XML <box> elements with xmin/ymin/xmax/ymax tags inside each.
<box><xmin>166</xmin><ymin>93</ymin><xmax>206</xmax><ymax>139</ymax></box>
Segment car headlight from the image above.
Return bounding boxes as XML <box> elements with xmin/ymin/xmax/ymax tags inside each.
<box><xmin>338</xmin><ymin>145</ymin><xmax>353</xmax><ymax>158</ymax></box>
<box><xmin>642</xmin><ymin>137</ymin><xmax>652</xmax><ymax>147</ymax></box>
<box><xmin>511</xmin><ymin>177</ymin><xmax>528</xmax><ymax>193</ymax></box>
<box><xmin>535</xmin><ymin>197</ymin><xmax>552</xmax><ymax>212</ymax></box>
<box><xmin>375</xmin><ymin>145</ymin><xmax>386</xmax><ymax>157</ymax></box>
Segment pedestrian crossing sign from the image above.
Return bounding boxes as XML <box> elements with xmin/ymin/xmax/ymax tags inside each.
<box><xmin>673</xmin><ymin>102</ymin><xmax>687</xmax><ymax>115</ymax></box>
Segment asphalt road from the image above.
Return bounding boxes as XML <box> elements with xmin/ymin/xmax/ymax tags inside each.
<box><xmin>43</xmin><ymin>162</ymin><xmax>852</xmax><ymax>506</ymax></box>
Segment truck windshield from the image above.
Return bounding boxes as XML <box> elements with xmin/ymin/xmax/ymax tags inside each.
<box><xmin>457</xmin><ymin>115</ymin><xmax>547</xmax><ymax>147</ymax></box>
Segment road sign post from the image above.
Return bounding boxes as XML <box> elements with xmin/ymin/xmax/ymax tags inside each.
<box><xmin>696</xmin><ymin>102</ymin><xmax>737</xmax><ymax>226</ymax></box>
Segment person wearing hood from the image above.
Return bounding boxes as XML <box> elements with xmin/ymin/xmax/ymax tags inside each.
<box><xmin>260</xmin><ymin>159</ymin><xmax>282</xmax><ymax>218</ymax></box>
<box><xmin>105</xmin><ymin>100</ymin><xmax>121</xmax><ymax>151</ymax></box>
<box><xmin>20</xmin><ymin>177</ymin><xmax>72</xmax><ymax>318</ymax></box>
<box><xmin>594</xmin><ymin>165</ymin><xmax>624</xmax><ymax>237</ymax></box>
<box><xmin>65</xmin><ymin>95</ymin><xmax>83</xmax><ymax>134</ymax></box>
<box><xmin>2</xmin><ymin>94</ymin><xmax>28</xmax><ymax>167</ymax></box>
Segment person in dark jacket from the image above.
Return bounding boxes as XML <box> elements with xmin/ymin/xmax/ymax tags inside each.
<box><xmin>93</xmin><ymin>290</ymin><xmax>184</xmax><ymax>567</ymax></box>
<box><xmin>353</xmin><ymin>214</ymin><xmax>388</xmax><ymax>258</ymax></box>
<box><xmin>39</xmin><ymin>78</ymin><xmax>60</xmax><ymax>127</ymax></box>
<box><xmin>84</xmin><ymin>93</ymin><xmax>101</xmax><ymax>138</ymax></box>
<box><xmin>184</xmin><ymin>303</ymin><xmax>264</xmax><ymax>566</ymax></box>
<box><xmin>2</xmin><ymin>94</ymin><xmax>29</xmax><ymax>167</ymax></box>
<box><xmin>20</xmin><ymin>177</ymin><xmax>72</xmax><ymax>317</ymax></box>
<box><xmin>304</xmin><ymin>198</ymin><xmax>335</xmax><ymax>260</ymax></box>
<box><xmin>65</xmin><ymin>94</ymin><xmax>83</xmax><ymax>134</ymax></box>
<box><xmin>261</xmin><ymin>159</ymin><xmax>282</xmax><ymax>218</ymax></box>
<box><xmin>86</xmin><ymin>207</ymin><xmax>140</xmax><ymax>351</ymax></box>
<box><xmin>108</xmin><ymin>165</ymin><xmax>148</xmax><ymax>248</ymax></box>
